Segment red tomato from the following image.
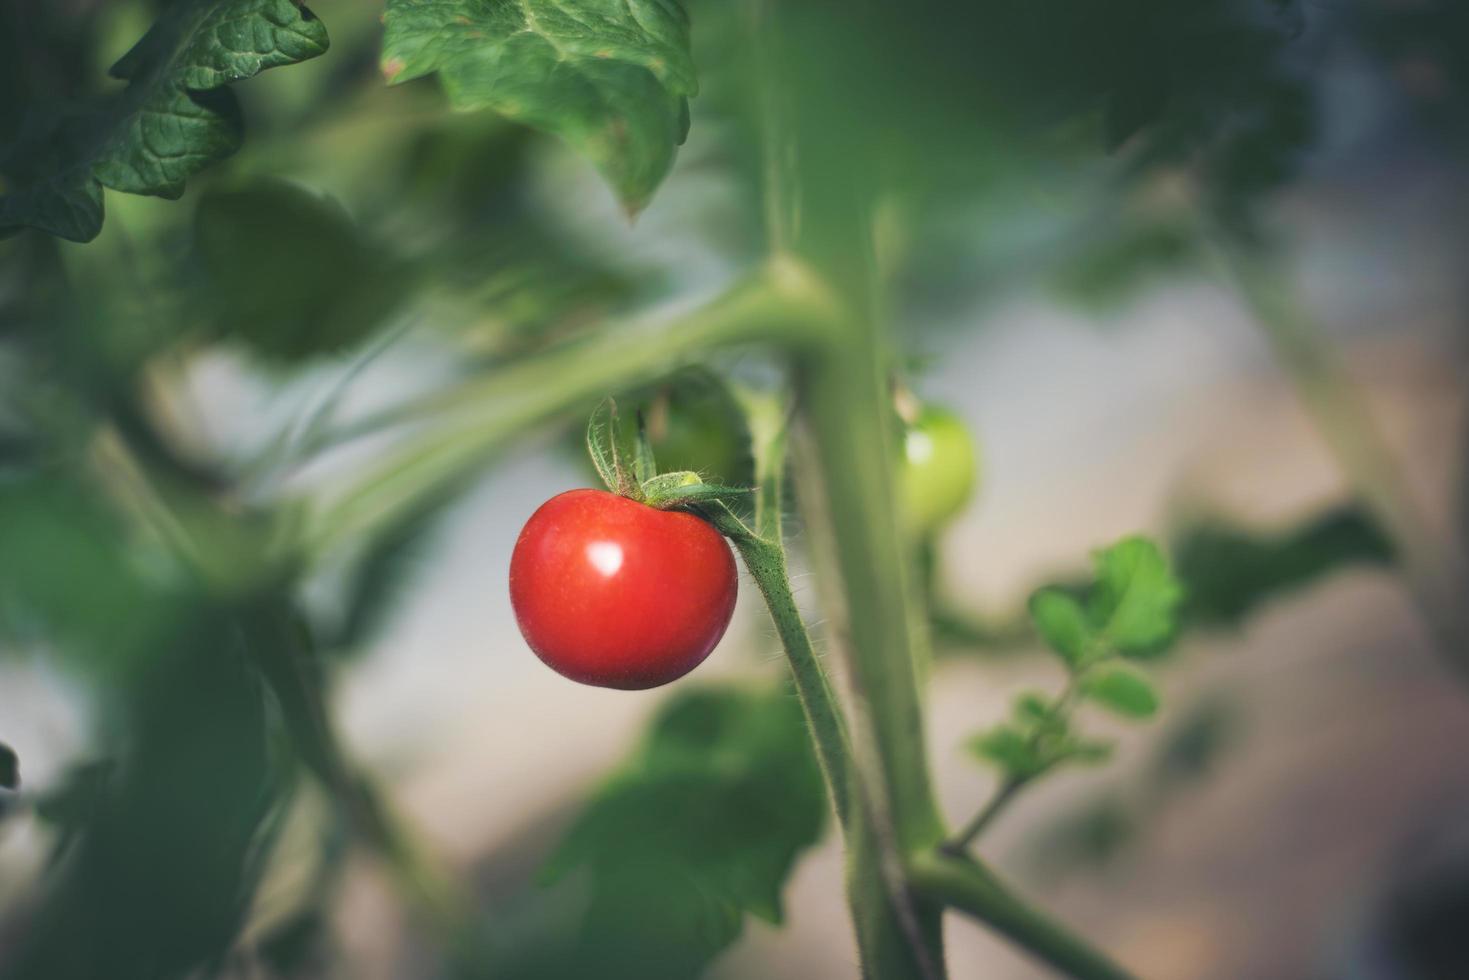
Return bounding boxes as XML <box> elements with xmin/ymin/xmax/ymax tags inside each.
<box><xmin>509</xmin><ymin>489</ymin><xmax>738</xmax><ymax>689</ymax></box>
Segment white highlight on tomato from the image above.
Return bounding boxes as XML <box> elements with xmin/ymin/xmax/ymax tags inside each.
<box><xmin>586</xmin><ymin>540</ymin><xmax>624</xmax><ymax>577</ymax></box>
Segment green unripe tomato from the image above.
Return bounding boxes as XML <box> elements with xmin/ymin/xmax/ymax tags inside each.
<box><xmin>901</xmin><ymin>405</ymin><xmax>980</xmax><ymax>534</ymax></box>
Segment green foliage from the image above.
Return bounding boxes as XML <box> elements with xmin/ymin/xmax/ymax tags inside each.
<box><xmin>969</xmin><ymin>693</ymin><xmax>1113</xmax><ymax>783</ymax></box>
<box><xmin>8</xmin><ymin>634</ymin><xmax>291</xmax><ymax>980</ymax></box>
<box><xmin>527</xmin><ymin>684</ymin><xmax>825</xmax><ymax>978</ymax></box>
<box><xmin>0</xmin><ymin>0</ymin><xmax>329</xmax><ymax>242</ymax></box>
<box><xmin>1051</xmin><ymin>219</ymin><xmax>1201</xmax><ymax>312</ymax></box>
<box><xmin>1081</xmin><ymin>665</ymin><xmax>1160</xmax><ymax>720</ymax></box>
<box><xmin>0</xmin><ymin>742</ymin><xmax>16</xmax><ymax>790</ymax></box>
<box><xmin>0</xmin><ymin>473</ymin><xmax>181</xmax><ymax>675</ymax></box>
<box><xmin>965</xmin><ymin>536</ymin><xmax>1180</xmax><ymax>806</ymax></box>
<box><xmin>1172</xmin><ymin>504</ymin><xmax>1394</xmax><ymax>628</ymax></box>
<box><xmin>1090</xmin><ymin>536</ymin><xmax>1185</xmax><ymax>657</ymax></box>
<box><xmin>380</xmin><ymin>0</ymin><xmax>697</xmax><ymax>213</ymax></box>
<box><xmin>193</xmin><ymin>180</ymin><xmax>406</xmax><ymax>363</ymax></box>
<box><xmin>1029</xmin><ymin>589</ymin><xmax>1093</xmax><ymax>666</ymax></box>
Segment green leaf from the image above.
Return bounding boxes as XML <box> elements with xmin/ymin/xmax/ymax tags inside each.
<box><xmin>632</xmin><ymin>409</ymin><xmax>658</xmax><ymax>485</ymax></box>
<box><xmin>380</xmin><ymin>0</ymin><xmax>697</xmax><ymax>213</ymax></box>
<box><xmin>539</xmin><ymin>684</ymin><xmax>825</xmax><ymax>977</ymax></box>
<box><xmin>586</xmin><ymin>398</ymin><xmax>641</xmax><ymax>498</ymax></box>
<box><xmin>0</xmin><ymin>742</ymin><xmax>16</xmax><ymax>790</ymax></box>
<box><xmin>0</xmin><ymin>0</ymin><xmax>329</xmax><ymax>242</ymax></box>
<box><xmin>1028</xmin><ymin>588</ymin><xmax>1093</xmax><ymax>666</ymax></box>
<box><xmin>585</xmin><ymin>398</ymin><xmax>618</xmax><ymax>493</ymax></box>
<box><xmin>1172</xmin><ymin>505</ymin><xmax>1393</xmax><ymax>628</ymax></box>
<box><xmin>193</xmin><ymin>180</ymin><xmax>406</xmax><ymax>363</ymax></box>
<box><xmin>968</xmin><ymin>724</ymin><xmax>1046</xmax><ymax>780</ymax></box>
<box><xmin>1082</xmin><ymin>665</ymin><xmax>1160</xmax><ymax>720</ymax></box>
<box><xmin>1089</xmin><ymin>536</ymin><xmax>1185</xmax><ymax>657</ymax></box>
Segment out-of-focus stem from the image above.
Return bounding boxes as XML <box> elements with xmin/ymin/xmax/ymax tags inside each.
<box><xmin>303</xmin><ymin>259</ymin><xmax>838</xmax><ymax>561</ymax></box>
<box><xmin>1219</xmin><ymin>244</ymin><xmax>1469</xmax><ymax>680</ymax></box>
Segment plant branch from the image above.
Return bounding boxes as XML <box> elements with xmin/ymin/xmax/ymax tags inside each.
<box><xmin>907</xmin><ymin>851</ymin><xmax>1137</xmax><ymax>980</ymax></box>
<box><xmin>302</xmin><ymin>258</ymin><xmax>838</xmax><ymax>561</ymax></box>
<box><xmin>943</xmin><ymin>777</ymin><xmax>1026</xmax><ymax>855</ymax></box>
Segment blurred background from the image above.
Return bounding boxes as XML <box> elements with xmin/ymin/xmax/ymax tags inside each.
<box><xmin>1</xmin><ymin>0</ymin><xmax>1468</xmax><ymax>977</ymax></box>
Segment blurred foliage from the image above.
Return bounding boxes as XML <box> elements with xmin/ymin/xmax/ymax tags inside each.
<box><xmin>191</xmin><ymin>179</ymin><xmax>407</xmax><ymax>363</ymax></box>
<box><xmin>488</xmin><ymin>684</ymin><xmax>825</xmax><ymax>979</ymax></box>
<box><xmin>0</xmin><ymin>742</ymin><xmax>16</xmax><ymax>790</ymax></box>
<box><xmin>7</xmin><ymin>626</ymin><xmax>294</xmax><ymax>980</ymax></box>
<box><xmin>1172</xmin><ymin>504</ymin><xmax>1395</xmax><ymax>628</ymax></box>
<box><xmin>935</xmin><ymin>503</ymin><xmax>1395</xmax><ymax>657</ymax></box>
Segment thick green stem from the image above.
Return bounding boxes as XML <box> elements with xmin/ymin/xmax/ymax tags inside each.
<box><xmin>792</xmin><ymin>240</ymin><xmax>948</xmax><ymax>977</ymax></box>
<box><xmin>907</xmin><ymin>852</ymin><xmax>1137</xmax><ymax>980</ymax></box>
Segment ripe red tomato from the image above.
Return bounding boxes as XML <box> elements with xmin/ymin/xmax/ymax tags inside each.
<box><xmin>509</xmin><ymin>489</ymin><xmax>738</xmax><ymax>689</ymax></box>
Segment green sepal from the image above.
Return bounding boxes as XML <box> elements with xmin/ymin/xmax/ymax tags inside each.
<box><xmin>643</xmin><ymin>473</ymin><xmax>752</xmax><ymax>510</ymax></box>
<box><xmin>586</xmin><ymin>398</ymin><xmax>643</xmax><ymax>500</ymax></box>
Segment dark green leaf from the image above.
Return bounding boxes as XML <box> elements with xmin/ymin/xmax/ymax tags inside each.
<box><xmin>1082</xmin><ymin>665</ymin><xmax>1160</xmax><ymax>720</ymax></box>
<box><xmin>194</xmin><ymin>180</ymin><xmax>406</xmax><ymax>363</ymax></box>
<box><xmin>381</xmin><ymin>0</ymin><xmax>697</xmax><ymax>213</ymax></box>
<box><xmin>0</xmin><ymin>474</ymin><xmax>182</xmax><ymax>675</ymax></box>
<box><xmin>0</xmin><ymin>0</ymin><xmax>329</xmax><ymax>242</ymax></box>
<box><xmin>540</xmin><ymin>684</ymin><xmax>825</xmax><ymax>978</ymax></box>
<box><xmin>1089</xmin><ymin>536</ymin><xmax>1184</xmax><ymax>657</ymax></box>
<box><xmin>1028</xmin><ymin>588</ymin><xmax>1093</xmax><ymax>666</ymax></box>
<box><xmin>1172</xmin><ymin>505</ymin><xmax>1394</xmax><ymax>628</ymax></box>
<box><xmin>12</xmin><ymin>632</ymin><xmax>291</xmax><ymax>980</ymax></box>
<box><xmin>0</xmin><ymin>742</ymin><xmax>16</xmax><ymax>790</ymax></box>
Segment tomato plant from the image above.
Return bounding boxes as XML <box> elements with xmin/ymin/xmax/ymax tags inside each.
<box><xmin>0</xmin><ymin>1</ymin><xmax>1461</xmax><ymax>980</ymax></box>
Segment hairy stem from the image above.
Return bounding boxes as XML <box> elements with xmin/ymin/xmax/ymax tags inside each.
<box><xmin>703</xmin><ymin>504</ymin><xmax>853</xmax><ymax>825</ymax></box>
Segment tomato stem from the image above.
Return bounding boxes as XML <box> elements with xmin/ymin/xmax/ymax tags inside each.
<box><xmin>697</xmin><ymin>499</ymin><xmax>852</xmax><ymax>826</ymax></box>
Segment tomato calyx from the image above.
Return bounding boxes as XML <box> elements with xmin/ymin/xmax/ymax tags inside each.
<box><xmin>586</xmin><ymin>398</ymin><xmax>752</xmax><ymax>511</ymax></box>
